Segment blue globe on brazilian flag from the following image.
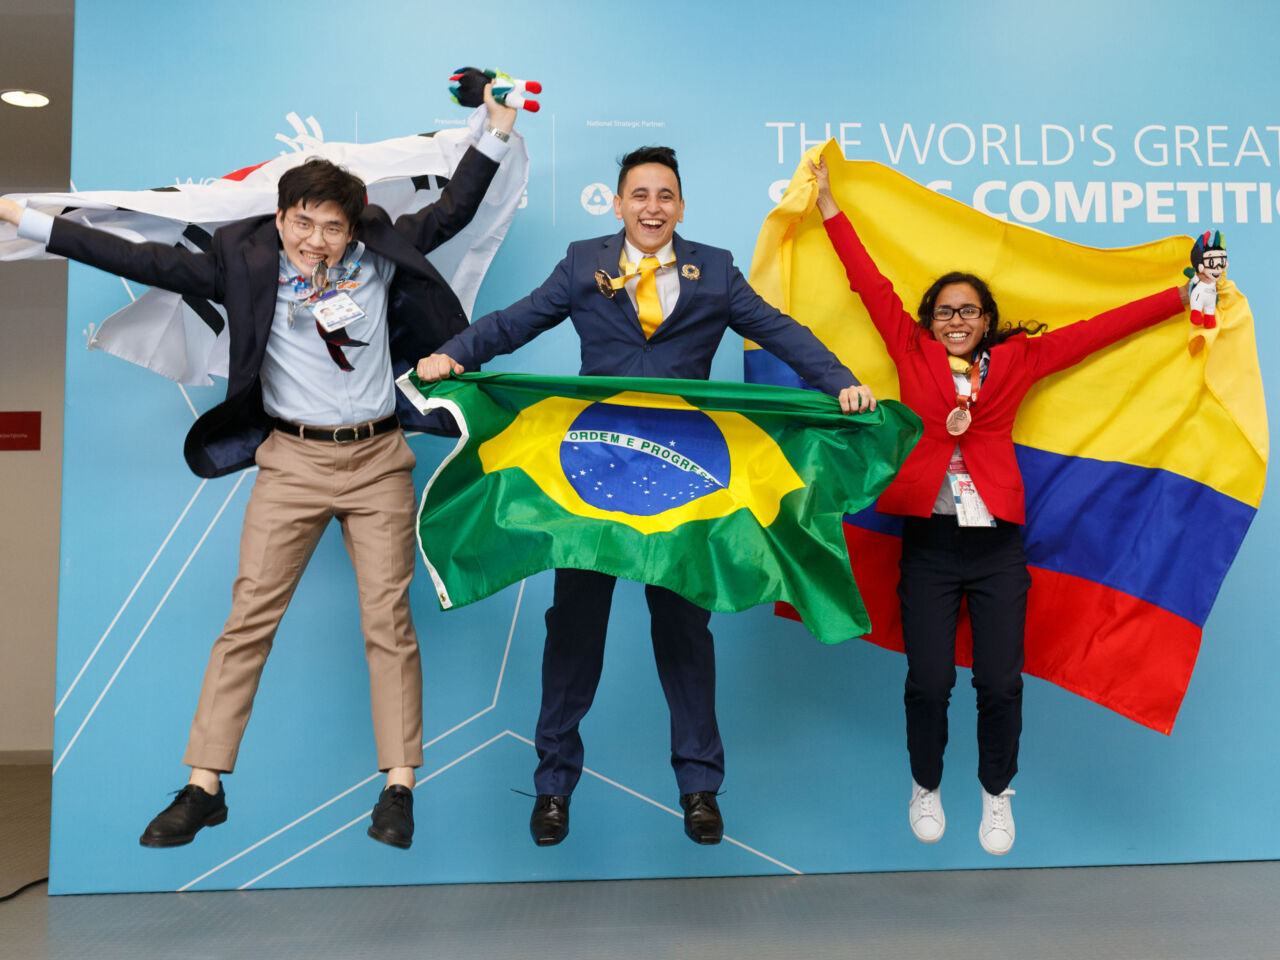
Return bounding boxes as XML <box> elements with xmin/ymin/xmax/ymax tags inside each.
<box><xmin>399</xmin><ymin>372</ymin><xmax>921</xmax><ymax>643</ymax></box>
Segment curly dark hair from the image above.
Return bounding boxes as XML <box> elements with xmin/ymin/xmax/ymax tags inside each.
<box><xmin>916</xmin><ymin>271</ymin><xmax>1047</xmax><ymax>350</ymax></box>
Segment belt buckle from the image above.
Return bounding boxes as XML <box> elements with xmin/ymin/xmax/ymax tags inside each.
<box><xmin>332</xmin><ymin>425</ymin><xmax>360</xmax><ymax>444</ymax></box>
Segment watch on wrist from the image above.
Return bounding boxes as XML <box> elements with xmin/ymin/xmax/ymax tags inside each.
<box><xmin>488</xmin><ymin>126</ymin><xmax>510</xmax><ymax>143</ymax></box>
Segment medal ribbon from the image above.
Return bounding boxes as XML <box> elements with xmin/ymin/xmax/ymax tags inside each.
<box><xmin>954</xmin><ymin>361</ymin><xmax>981</xmax><ymax>413</ymax></box>
<box><xmin>281</xmin><ymin>257</ymin><xmax>367</xmax><ymax>371</ymax></box>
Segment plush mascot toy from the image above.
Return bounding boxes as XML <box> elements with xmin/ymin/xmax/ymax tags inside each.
<box><xmin>450</xmin><ymin>67</ymin><xmax>542</xmax><ymax>113</ymax></box>
<box><xmin>1185</xmin><ymin>229</ymin><xmax>1226</xmax><ymax>329</ymax></box>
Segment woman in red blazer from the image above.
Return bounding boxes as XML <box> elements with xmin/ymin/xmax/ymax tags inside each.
<box><xmin>811</xmin><ymin>158</ymin><xmax>1188</xmax><ymax>855</ymax></box>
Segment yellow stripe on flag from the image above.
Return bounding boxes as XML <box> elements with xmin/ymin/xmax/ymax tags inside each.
<box><xmin>748</xmin><ymin>140</ymin><xmax>1267</xmax><ymax>506</ymax></box>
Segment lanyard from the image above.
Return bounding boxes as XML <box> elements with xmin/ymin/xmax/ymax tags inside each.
<box><xmin>955</xmin><ymin>360</ymin><xmax>982</xmax><ymax>411</ymax></box>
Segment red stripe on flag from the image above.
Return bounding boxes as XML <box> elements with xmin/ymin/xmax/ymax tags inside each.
<box><xmin>777</xmin><ymin>524</ymin><xmax>1201</xmax><ymax>734</ymax></box>
<box><xmin>220</xmin><ymin>159</ymin><xmax>272</xmax><ymax>182</ymax></box>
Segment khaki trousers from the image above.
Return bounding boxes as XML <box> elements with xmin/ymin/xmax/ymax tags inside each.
<box><xmin>183</xmin><ymin>427</ymin><xmax>424</xmax><ymax>773</ymax></box>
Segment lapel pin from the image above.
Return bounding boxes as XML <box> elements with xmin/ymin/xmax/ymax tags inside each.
<box><xmin>681</xmin><ymin>263</ymin><xmax>700</xmax><ymax>280</ymax></box>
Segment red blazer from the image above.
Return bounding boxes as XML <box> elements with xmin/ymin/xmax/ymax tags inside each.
<box><xmin>824</xmin><ymin>212</ymin><xmax>1186</xmax><ymax>524</ymax></box>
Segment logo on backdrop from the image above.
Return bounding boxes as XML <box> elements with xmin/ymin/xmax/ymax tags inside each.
<box><xmin>581</xmin><ymin>183</ymin><xmax>614</xmax><ymax>215</ymax></box>
<box><xmin>277</xmin><ymin>112</ymin><xmax>325</xmax><ymax>155</ymax></box>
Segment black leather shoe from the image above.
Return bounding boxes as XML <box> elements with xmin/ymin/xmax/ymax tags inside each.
<box><xmin>530</xmin><ymin>794</ymin><xmax>570</xmax><ymax>846</ymax></box>
<box><xmin>367</xmin><ymin>785</ymin><xmax>414</xmax><ymax>849</ymax></box>
<box><xmin>680</xmin><ymin>791</ymin><xmax>723</xmax><ymax>845</ymax></box>
<box><xmin>139</xmin><ymin>784</ymin><xmax>228</xmax><ymax>848</ymax></box>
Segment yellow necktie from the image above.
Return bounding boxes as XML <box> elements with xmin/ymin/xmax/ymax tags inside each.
<box><xmin>634</xmin><ymin>256</ymin><xmax>663</xmax><ymax>338</ymax></box>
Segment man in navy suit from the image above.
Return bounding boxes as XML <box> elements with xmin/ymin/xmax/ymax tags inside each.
<box><xmin>417</xmin><ymin>146</ymin><xmax>874</xmax><ymax>846</ymax></box>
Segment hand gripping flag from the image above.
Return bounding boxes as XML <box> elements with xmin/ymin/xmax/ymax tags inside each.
<box><xmin>746</xmin><ymin>140</ymin><xmax>1267</xmax><ymax>733</ymax></box>
<box><xmin>397</xmin><ymin>371</ymin><xmax>922</xmax><ymax>643</ymax></box>
<box><xmin>0</xmin><ymin>106</ymin><xmax>528</xmax><ymax>386</ymax></box>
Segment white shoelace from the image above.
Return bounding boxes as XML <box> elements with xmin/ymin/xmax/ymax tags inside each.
<box><xmin>918</xmin><ymin>789</ymin><xmax>939</xmax><ymax>818</ymax></box>
<box><xmin>986</xmin><ymin>789</ymin><xmax>1015</xmax><ymax>829</ymax></box>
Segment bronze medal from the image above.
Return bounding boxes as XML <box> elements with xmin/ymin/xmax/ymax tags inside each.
<box><xmin>946</xmin><ymin>357</ymin><xmax>982</xmax><ymax>436</ymax></box>
<box><xmin>310</xmin><ymin>259</ymin><xmax>330</xmax><ymax>295</ymax></box>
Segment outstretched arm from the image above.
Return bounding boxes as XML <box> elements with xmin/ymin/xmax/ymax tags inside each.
<box><xmin>0</xmin><ymin>197</ymin><xmax>22</xmax><ymax>226</ymax></box>
<box><xmin>725</xmin><ymin>264</ymin><xmax>875</xmax><ymax>412</ymax></box>
<box><xmin>811</xmin><ymin>156</ymin><xmax>841</xmax><ymax>222</ymax></box>
<box><xmin>810</xmin><ymin>157</ymin><xmax>920</xmax><ymax>362</ymax></box>
<box><xmin>1</xmin><ymin>196</ymin><xmax>221</xmax><ymax>300</ymax></box>
<box><xmin>1027</xmin><ymin>283</ymin><xmax>1189</xmax><ymax>379</ymax></box>
<box><xmin>394</xmin><ymin>82</ymin><xmax>518</xmax><ymax>255</ymax></box>
<box><xmin>417</xmin><ymin>246</ymin><xmax>575</xmax><ymax>382</ymax></box>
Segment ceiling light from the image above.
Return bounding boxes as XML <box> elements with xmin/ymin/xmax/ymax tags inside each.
<box><xmin>2</xmin><ymin>90</ymin><xmax>50</xmax><ymax>108</ymax></box>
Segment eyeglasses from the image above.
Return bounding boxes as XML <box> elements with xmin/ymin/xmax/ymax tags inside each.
<box><xmin>933</xmin><ymin>304</ymin><xmax>984</xmax><ymax>321</ymax></box>
<box><xmin>1202</xmin><ymin>255</ymin><xmax>1228</xmax><ymax>270</ymax></box>
<box><xmin>286</xmin><ymin>216</ymin><xmax>349</xmax><ymax>242</ymax></box>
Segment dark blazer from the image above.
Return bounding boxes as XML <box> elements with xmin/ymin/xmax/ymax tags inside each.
<box><xmin>824</xmin><ymin>211</ymin><xmax>1185</xmax><ymax>523</ymax></box>
<box><xmin>438</xmin><ymin>230</ymin><xmax>860</xmax><ymax>394</ymax></box>
<box><xmin>47</xmin><ymin>146</ymin><xmax>501</xmax><ymax>478</ymax></box>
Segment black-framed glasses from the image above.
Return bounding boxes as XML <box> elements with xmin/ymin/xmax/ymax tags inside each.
<box><xmin>933</xmin><ymin>304</ymin><xmax>983</xmax><ymax>321</ymax></box>
<box><xmin>1202</xmin><ymin>255</ymin><xmax>1228</xmax><ymax>270</ymax></box>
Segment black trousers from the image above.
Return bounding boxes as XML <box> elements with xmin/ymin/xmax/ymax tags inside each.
<box><xmin>899</xmin><ymin>516</ymin><xmax>1029</xmax><ymax>796</ymax></box>
<box><xmin>533</xmin><ymin>568</ymin><xmax>724</xmax><ymax>797</ymax></box>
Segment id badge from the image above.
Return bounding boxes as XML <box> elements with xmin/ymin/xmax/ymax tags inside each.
<box><xmin>948</xmin><ymin>472</ymin><xmax>996</xmax><ymax>528</ymax></box>
<box><xmin>312</xmin><ymin>292</ymin><xmax>365</xmax><ymax>332</ymax></box>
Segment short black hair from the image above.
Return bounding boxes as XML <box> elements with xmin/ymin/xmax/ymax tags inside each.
<box><xmin>917</xmin><ymin>270</ymin><xmax>1046</xmax><ymax>350</ymax></box>
<box><xmin>617</xmin><ymin>145</ymin><xmax>681</xmax><ymax>197</ymax></box>
<box><xmin>276</xmin><ymin>159</ymin><xmax>366</xmax><ymax>229</ymax></box>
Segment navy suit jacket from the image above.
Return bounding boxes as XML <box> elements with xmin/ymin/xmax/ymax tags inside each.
<box><xmin>47</xmin><ymin>145</ymin><xmax>499</xmax><ymax>478</ymax></box>
<box><xmin>438</xmin><ymin>231</ymin><xmax>859</xmax><ymax>393</ymax></box>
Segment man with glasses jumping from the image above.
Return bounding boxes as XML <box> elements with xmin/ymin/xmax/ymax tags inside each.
<box><xmin>0</xmin><ymin>87</ymin><xmax>517</xmax><ymax>851</ymax></box>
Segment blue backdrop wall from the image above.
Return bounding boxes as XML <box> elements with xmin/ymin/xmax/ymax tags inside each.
<box><xmin>49</xmin><ymin>0</ymin><xmax>1277</xmax><ymax>893</ymax></box>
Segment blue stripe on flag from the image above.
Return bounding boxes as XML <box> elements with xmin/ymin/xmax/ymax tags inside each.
<box><xmin>840</xmin><ymin>447</ymin><xmax>1252</xmax><ymax>627</ymax></box>
<box><xmin>1016</xmin><ymin>446</ymin><xmax>1254</xmax><ymax>626</ymax></box>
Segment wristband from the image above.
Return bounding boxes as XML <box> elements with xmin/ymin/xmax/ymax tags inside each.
<box><xmin>487</xmin><ymin>126</ymin><xmax>510</xmax><ymax>143</ymax></box>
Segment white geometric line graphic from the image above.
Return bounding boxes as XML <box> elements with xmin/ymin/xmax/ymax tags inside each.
<box><xmin>177</xmin><ymin>383</ymin><xmax>198</xmax><ymax>420</ymax></box>
<box><xmin>177</xmin><ymin>771</ymin><xmax>383</xmax><ymax>893</ymax></box>
<box><xmin>238</xmin><ymin>729</ymin><xmax>803</xmax><ymax>888</ymax></box>
<box><xmin>179</xmin><ymin>580</ymin><xmax>526</xmax><ymax>891</ymax></box>
<box><xmin>52</xmin><ymin>470</ymin><xmax>251</xmax><ymax>775</ymax></box>
<box><xmin>237</xmin><ymin>730</ymin><xmax>512</xmax><ymax>890</ymax></box>
<box><xmin>172</xmin><ymin>566</ymin><xmax>799</xmax><ymax>887</ymax></box>
<box><xmin>54</xmin><ymin>478</ymin><xmax>209</xmax><ymax>716</ymax></box>
<box><xmin>504</xmin><ymin>732</ymin><xmax>804</xmax><ymax>876</ymax></box>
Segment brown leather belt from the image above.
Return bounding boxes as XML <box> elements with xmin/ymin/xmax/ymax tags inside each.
<box><xmin>273</xmin><ymin>415</ymin><xmax>399</xmax><ymax>444</ymax></box>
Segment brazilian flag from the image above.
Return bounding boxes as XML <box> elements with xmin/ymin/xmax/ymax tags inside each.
<box><xmin>399</xmin><ymin>372</ymin><xmax>921</xmax><ymax>643</ymax></box>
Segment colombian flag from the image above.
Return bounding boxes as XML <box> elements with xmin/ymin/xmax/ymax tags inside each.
<box><xmin>747</xmin><ymin>141</ymin><xmax>1268</xmax><ymax>733</ymax></box>
<box><xmin>397</xmin><ymin>371</ymin><xmax>921</xmax><ymax>643</ymax></box>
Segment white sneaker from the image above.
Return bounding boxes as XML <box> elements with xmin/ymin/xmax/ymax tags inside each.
<box><xmin>909</xmin><ymin>779</ymin><xmax>945</xmax><ymax>843</ymax></box>
<box><xmin>979</xmin><ymin>787</ymin><xmax>1016</xmax><ymax>855</ymax></box>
